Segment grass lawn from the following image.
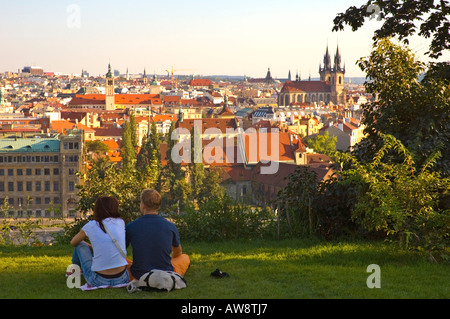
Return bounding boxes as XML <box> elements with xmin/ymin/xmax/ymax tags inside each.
<box><xmin>0</xmin><ymin>239</ymin><xmax>448</xmax><ymax>299</ymax></box>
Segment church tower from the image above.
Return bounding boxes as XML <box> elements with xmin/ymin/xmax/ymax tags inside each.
<box><xmin>319</xmin><ymin>45</ymin><xmax>332</xmax><ymax>82</ymax></box>
<box><xmin>331</xmin><ymin>44</ymin><xmax>345</xmax><ymax>105</ymax></box>
<box><xmin>319</xmin><ymin>44</ymin><xmax>346</xmax><ymax>105</ymax></box>
<box><xmin>105</xmin><ymin>63</ymin><xmax>115</xmax><ymax>110</ymax></box>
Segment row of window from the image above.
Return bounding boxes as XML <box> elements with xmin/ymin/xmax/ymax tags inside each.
<box><xmin>0</xmin><ymin>168</ymin><xmax>77</xmax><ymax>176</ymax></box>
<box><xmin>0</xmin><ymin>181</ymin><xmax>76</xmax><ymax>192</ymax></box>
<box><xmin>63</xmin><ymin>142</ymin><xmax>80</xmax><ymax>150</ymax></box>
<box><xmin>0</xmin><ymin>155</ymin><xmax>79</xmax><ymax>163</ymax></box>
<box><xmin>1</xmin><ymin>210</ymin><xmax>75</xmax><ymax>218</ymax></box>
<box><xmin>0</xmin><ymin>155</ymin><xmax>59</xmax><ymax>163</ymax></box>
<box><xmin>2</xmin><ymin>197</ymin><xmax>61</xmax><ymax>206</ymax></box>
<box><xmin>1</xmin><ymin>210</ymin><xmax>78</xmax><ymax>218</ymax></box>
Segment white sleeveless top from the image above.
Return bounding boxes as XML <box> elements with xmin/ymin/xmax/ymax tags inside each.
<box><xmin>82</xmin><ymin>218</ymin><xmax>127</xmax><ymax>272</ymax></box>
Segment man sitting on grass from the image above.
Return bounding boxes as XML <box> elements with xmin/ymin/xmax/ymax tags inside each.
<box><xmin>125</xmin><ymin>189</ymin><xmax>190</xmax><ymax>281</ymax></box>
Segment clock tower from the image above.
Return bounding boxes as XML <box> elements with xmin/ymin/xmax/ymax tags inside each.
<box><xmin>105</xmin><ymin>63</ymin><xmax>115</xmax><ymax>110</ymax></box>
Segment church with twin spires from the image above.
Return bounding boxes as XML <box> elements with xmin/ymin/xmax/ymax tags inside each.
<box><xmin>278</xmin><ymin>45</ymin><xmax>346</xmax><ymax>106</ymax></box>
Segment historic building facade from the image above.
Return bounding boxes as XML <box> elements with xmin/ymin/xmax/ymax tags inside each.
<box><xmin>0</xmin><ymin>131</ymin><xmax>84</xmax><ymax>218</ymax></box>
<box><xmin>278</xmin><ymin>45</ymin><xmax>346</xmax><ymax>106</ymax></box>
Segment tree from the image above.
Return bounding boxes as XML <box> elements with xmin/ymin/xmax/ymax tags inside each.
<box><xmin>275</xmin><ymin>166</ymin><xmax>320</xmax><ymax>237</ymax></box>
<box><xmin>76</xmin><ymin>157</ymin><xmax>157</xmax><ymax>225</ymax></box>
<box><xmin>121</xmin><ymin>120</ymin><xmax>136</xmax><ymax>171</ymax></box>
<box><xmin>304</xmin><ymin>131</ymin><xmax>337</xmax><ymax>156</ymax></box>
<box><xmin>353</xmin><ymin>38</ymin><xmax>450</xmax><ymax>176</ymax></box>
<box><xmin>160</xmin><ymin>121</ymin><xmax>191</xmax><ymax>212</ymax></box>
<box><xmin>129</xmin><ymin>113</ymin><xmax>138</xmax><ymax>148</ymax></box>
<box><xmin>333</xmin><ymin>0</ymin><xmax>450</xmax><ymax>61</ymax></box>
<box><xmin>137</xmin><ymin>120</ymin><xmax>162</xmax><ymax>189</ymax></box>
<box><xmin>85</xmin><ymin>140</ymin><xmax>110</xmax><ymax>155</ymax></box>
<box><xmin>198</xmin><ymin>168</ymin><xmax>225</xmax><ymax>205</ymax></box>
<box><xmin>340</xmin><ymin>134</ymin><xmax>450</xmax><ymax>259</ymax></box>
<box><xmin>189</xmin><ymin>125</ymin><xmax>205</xmax><ymax>207</ymax></box>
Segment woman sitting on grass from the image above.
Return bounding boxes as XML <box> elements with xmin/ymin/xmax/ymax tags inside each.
<box><xmin>70</xmin><ymin>196</ymin><xmax>129</xmax><ymax>287</ymax></box>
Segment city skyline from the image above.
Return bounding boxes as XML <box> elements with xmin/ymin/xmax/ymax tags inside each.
<box><xmin>1</xmin><ymin>0</ymin><xmax>448</xmax><ymax>78</ymax></box>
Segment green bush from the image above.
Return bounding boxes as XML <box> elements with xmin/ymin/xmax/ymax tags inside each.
<box><xmin>171</xmin><ymin>196</ymin><xmax>275</xmax><ymax>242</ymax></box>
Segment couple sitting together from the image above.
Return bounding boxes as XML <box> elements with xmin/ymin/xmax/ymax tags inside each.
<box><xmin>70</xmin><ymin>189</ymin><xmax>190</xmax><ymax>288</ymax></box>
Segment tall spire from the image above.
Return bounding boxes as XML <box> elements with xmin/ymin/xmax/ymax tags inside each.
<box><xmin>323</xmin><ymin>45</ymin><xmax>331</xmax><ymax>70</ymax></box>
<box><xmin>266</xmin><ymin>67</ymin><xmax>272</xmax><ymax>79</ymax></box>
<box><xmin>334</xmin><ymin>44</ymin><xmax>342</xmax><ymax>71</ymax></box>
<box><xmin>106</xmin><ymin>63</ymin><xmax>113</xmax><ymax>78</ymax></box>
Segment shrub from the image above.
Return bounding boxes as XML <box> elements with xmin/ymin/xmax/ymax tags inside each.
<box><xmin>171</xmin><ymin>196</ymin><xmax>275</xmax><ymax>242</ymax></box>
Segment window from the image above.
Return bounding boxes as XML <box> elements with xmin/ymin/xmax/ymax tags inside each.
<box><xmin>53</xmin><ymin>168</ymin><xmax>59</xmax><ymax>175</ymax></box>
<box><xmin>35</xmin><ymin>169</ymin><xmax>41</xmax><ymax>175</ymax></box>
<box><xmin>53</xmin><ymin>182</ymin><xmax>59</xmax><ymax>192</ymax></box>
<box><xmin>17</xmin><ymin>182</ymin><xmax>23</xmax><ymax>192</ymax></box>
<box><xmin>0</xmin><ymin>183</ymin><xmax>4</xmax><ymax>192</ymax></box>
<box><xmin>0</xmin><ymin>169</ymin><xmax>3</xmax><ymax>176</ymax></box>
<box><xmin>35</xmin><ymin>197</ymin><xmax>41</xmax><ymax>205</ymax></box>
<box><xmin>26</xmin><ymin>168</ymin><xmax>32</xmax><ymax>176</ymax></box>
<box><xmin>44</xmin><ymin>168</ymin><xmax>50</xmax><ymax>175</ymax></box>
<box><xmin>69</xmin><ymin>181</ymin><xmax>75</xmax><ymax>192</ymax></box>
<box><xmin>44</xmin><ymin>181</ymin><xmax>50</xmax><ymax>192</ymax></box>
<box><xmin>8</xmin><ymin>182</ymin><xmax>14</xmax><ymax>192</ymax></box>
<box><xmin>26</xmin><ymin>182</ymin><xmax>32</xmax><ymax>192</ymax></box>
<box><xmin>68</xmin><ymin>168</ymin><xmax>75</xmax><ymax>175</ymax></box>
<box><xmin>8</xmin><ymin>169</ymin><xmax>13</xmax><ymax>176</ymax></box>
<box><xmin>44</xmin><ymin>197</ymin><xmax>51</xmax><ymax>204</ymax></box>
<box><xmin>35</xmin><ymin>182</ymin><xmax>41</xmax><ymax>192</ymax></box>
<box><xmin>17</xmin><ymin>169</ymin><xmax>23</xmax><ymax>176</ymax></box>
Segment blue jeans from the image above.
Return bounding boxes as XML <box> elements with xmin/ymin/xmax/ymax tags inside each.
<box><xmin>72</xmin><ymin>242</ymin><xmax>129</xmax><ymax>287</ymax></box>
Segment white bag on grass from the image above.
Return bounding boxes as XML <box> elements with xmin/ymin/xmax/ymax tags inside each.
<box><xmin>127</xmin><ymin>269</ymin><xmax>187</xmax><ymax>293</ymax></box>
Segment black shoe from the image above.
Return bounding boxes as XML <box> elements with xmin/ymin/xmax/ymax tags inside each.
<box><xmin>210</xmin><ymin>268</ymin><xmax>229</xmax><ymax>278</ymax></box>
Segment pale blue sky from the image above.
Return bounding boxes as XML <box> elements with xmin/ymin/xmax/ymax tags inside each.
<box><xmin>0</xmin><ymin>0</ymin><xmax>446</xmax><ymax>78</ymax></box>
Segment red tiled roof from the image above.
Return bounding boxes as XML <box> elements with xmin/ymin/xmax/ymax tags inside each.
<box><xmin>175</xmin><ymin>118</ymin><xmax>238</xmax><ymax>133</ymax></box>
<box><xmin>242</xmin><ymin>131</ymin><xmax>297</xmax><ymax>163</ymax></box>
<box><xmin>114</xmin><ymin>94</ymin><xmax>162</xmax><ymax>105</ymax></box>
<box><xmin>163</xmin><ymin>95</ymin><xmax>181</xmax><ymax>104</ymax></box>
<box><xmin>251</xmin><ymin>162</ymin><xmax>334</xmax><ymax>189</ymax></box>
<box><xmin>69</xmin><ymin>94</ymin><xmax>162</xmax><ymax>106</ymax></box>
<box><xmin>93</xmin><ymin>127</ymin><xmax>122</xmax><ymax>137</ymax></box>
<box><xmin>189</xmin><ymin>79</ymin><xmax>213</xmax><ymax>87</ymax></box>
<box><xmin>221</xmin><ymin>166</ymin><xmax>252</xmax><ymax>182</ymax></box>
<box><xmin>153</xmin><ymin>114</ymin><xmax>177</xmax><ymax>122</ymax></box>
<box><xmin>180</xmin><ymin>98</ymin><xmax>198</xmax><ymax>105</ymax></box>
<box><xmin>51</xmin><ymin>120</ymin><xmax>94</xmax><ymax>133</ymax></box>
<box><xmin>101</xmin><ymin>139</ymin><xmax>120</xmax><ymax>150</ymax></box>
<box><xmin>281</xmin><ymin>81</ymin><xmax>331</xmax><ymax>93</ymax></box>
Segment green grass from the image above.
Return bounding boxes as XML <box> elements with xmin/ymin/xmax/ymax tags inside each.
<box><xmin>0</xmin><ymin>239</ymin><xmax>448</xmax><ymax>299</ymax></box>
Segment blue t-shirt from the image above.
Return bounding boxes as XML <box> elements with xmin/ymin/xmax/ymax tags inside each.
<box><xmin>126</xmin><ymin>214</ymin><xmax>181</xmax><ymax>279</ymax></box>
